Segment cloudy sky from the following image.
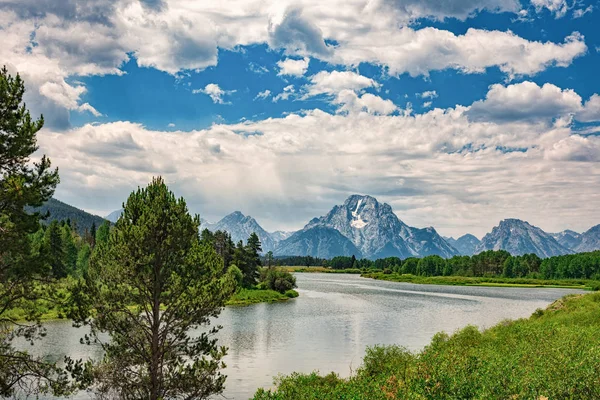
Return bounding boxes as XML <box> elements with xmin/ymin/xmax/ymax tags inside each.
<box><xmin>2</xmin><ymin>0</ymin><xmax>600</xmax><ymax>237</ymax></box>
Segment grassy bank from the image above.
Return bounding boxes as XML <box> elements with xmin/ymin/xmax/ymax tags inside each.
<box><xmin>225</xmin><ymin>288</ymin><xmax>298</xmax><ymax>306</ymax></box>
<box><xmin>255</xmin><ymin>291</ymin><xmax>600</xmax><ymax>399</ymax></box>
<box><xmin>362</xmin><ymin>272</ymin><xmax>600</xmax><ymax>290</ymax></box>
<box><xmin>280</xmin><ymin>266</ymin><xmax>361</xmax><ymax>274</ymax></box>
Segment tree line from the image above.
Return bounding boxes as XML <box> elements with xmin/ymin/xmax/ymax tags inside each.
<box><xmin>301</xmin><ymin>250</ymin><xmax>600</xmax><ymax>280</ymax></box>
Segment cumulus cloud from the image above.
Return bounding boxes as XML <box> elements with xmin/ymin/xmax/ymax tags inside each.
<box><xmin>36</xmin><ymin>101</ymin><xmax>600</xmax><ymax>237</ymax></box>
<box><xmin>272</xmin><ymin>85</ymin><xmax>295</xmax><ymax>102</ymax></box>
<box><xmin>531</xmin><ymin>0</ymin><xmax>568</xmax><ymax>18</ymax></box>
<box><xmin>254</xmin><ymin>89</ymin><xmax>272</xmax><ymax>100</ymax></box>
<box><xmin>334</xmin><ymin>90</ymin><xmax>397</xmax><ymax>115</ymax></box>
<box><xmin>418</xmin><ymin>90</ymin><xmax>438</xmax><ymax>99</ymax></box>
<box><xmin>304</xmin><ymin>71</ymin><xmax>380</xmax><ymax>97</ymax></box>
<box><xmin>577</xmin><ymin>94</ymin><xmax>600</xmax><ymax>122</ymax></box>
<box><xmin>193</xmin><ymin>83</ymin><xmax>236</xmax><ymax>104</ymax></box>
<box><xmin>0</xmin><ymin>0</ymin><xmax>589</xmax><ymax>128</ymax></box>
<box><xmin>277</xmin><ymin>57</ymin><xmax>310</xmax><ymax>76</ymax></box>
<box><xmin>467</xmin><ymin>81</ymin><xmax>583</xmax><ymax>123</ymax></box>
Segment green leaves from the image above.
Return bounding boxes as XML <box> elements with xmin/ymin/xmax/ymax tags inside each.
<box><xmin>76</xmin><ymin>177</ymin><xmax>236</xmax><ymax>399</ymax></box>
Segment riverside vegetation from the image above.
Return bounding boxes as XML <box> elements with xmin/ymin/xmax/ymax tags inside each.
<box><xmin>254</xmin><ymin>291</ymin><xmax>600</xmax><ymax>399</ymax></box>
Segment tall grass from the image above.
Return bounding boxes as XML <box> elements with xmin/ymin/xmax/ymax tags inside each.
<box><xmin>254</xmin><ymin>292</ymin><xmax>600</xmax><ymax>399</ymax></box>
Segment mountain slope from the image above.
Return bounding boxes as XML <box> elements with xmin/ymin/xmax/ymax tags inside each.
<box><xmin>304</xmin><ymin>194</ymin><xmax>458</xmax><ymax>259</ymax></box>
<box><xmin>475</xmin><ymin>219</ymin><xmax>571</xmax><ymax>258</ymax></box>
<box><xmin>205</xmin><ymin>211</ymin><xmax>276</xmax><ymax>252</ymax></box>
<box><xmin>105</xmin><ymin>209</ymin><xmax>123</xmax><ymax>223</ymax></box>
<box><xmin>446</xmin><ymin>234</ymin><xmax>481</xmax><ymax>255</ymax></box>
<box><xmin>274</xmin><ymin>226</ymin><xmax>362</xmax><ymax>259</ymax></box>
<box><xmin>574</xmin><ymin>225</ymin><xmax>600</xmax><ymax>252</ymax></box>
<box><xmin>550</xmin><ymin>230</ymin><xmax>582</xmax><ymax>250</ymax></box>
<box><xmin>29</xmin><ymin>198</ymin><xmax>107</xmax><ymax>235</ymax></box>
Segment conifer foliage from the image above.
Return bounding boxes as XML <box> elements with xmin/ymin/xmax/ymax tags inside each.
<box><xmin>72</xmin><ymin>177</ymin><xmax>237</xmax><ymax>399</ymax></box>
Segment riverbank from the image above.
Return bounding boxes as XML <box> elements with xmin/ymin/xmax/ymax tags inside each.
<box><xmin>362</xmin><ymin>272</ymin><xmax>600</xmax><ymax>290</ymax></box>
<box><xmin>254</xmin><ymin>290</ymin><xmax>600</xmax><ymax>399</ymax></box>
<box><xmin>6</xmin><ymin>288</ymin><xmax>300</xmax><ymax>321</ymax></box>
<box><xmin>226</xmin><ymin>288</ymin><xmax>299</xmax><ymax>306</ymax></box>
<box><xmin>281</xmin><ymin>266</ymin><xmax>361</xmax><ymax>273</ymax></box>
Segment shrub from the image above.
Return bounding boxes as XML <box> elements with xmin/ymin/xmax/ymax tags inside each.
<box><xmin>262</xmin><ymin>268</ymin><xmax>297</xmax><ymax>294</ymax></box>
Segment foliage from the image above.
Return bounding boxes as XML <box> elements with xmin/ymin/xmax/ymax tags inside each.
<box><xmin>69</xmin><ymin>177</ymin><xmax>237</xmax><ymax>399</ymax></box>
<box><xmin>261</xmin><ymin>268</ymin><xmax>297</xmax><ymax>294</ymax></box>
<box><xmin>27</xmin><ymin>198</ymin><xmax>107</xmax><ymax>236</ymax></box>
<box><xmin>226</xmin><ymin>288</ymin><xmax>297</xmax><ymax>306</ymax></box>
<box><xmin>0</xmin><ymin>66</ymin><xmax>88</xmax><ymax>397</ymax></box>
<box><xmin>254</xmin><ymin>292</ymin><xmax>600</xmax><ymax>399</ymax></box>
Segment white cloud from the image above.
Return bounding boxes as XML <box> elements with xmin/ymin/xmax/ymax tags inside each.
<box><xmin>418</xmin><ymin>90</ymin><xmax>438</xmax><ymax>99</ymax></box>
<box><xmin>304</xmin><ymin>71</ymin><xmax>380</xmax><ymax>97</ymax></box>
<box><xmin>168</xmin><ymin>123</ymin><xmax>176</xmax><ymax>127</ymax></box>
<box><xmin>330</xmin><ymin>28</ymin><xmax>586</xmax><ymax>78</ymax></box>
<box><xmin>193</xmin><ymin>83</ymin><xmax>236</xmax><ymax>104</ymax></box>
<box><xmin>272</xmin><ymin>85</ymin><xmax>295</xmax><ymax>102</ymax></box>
<box><xmin>36</xmin><ymin>100</ymin><xmax>600</xmax><ymax>238</ymax></box>
<box><xmin>577</xmin><ymin>94</ymin><xmax>600</xmax><ymax>122</ymax></box>
<box><xmin>334</xmin><ymin>90</ymin><xmax>397</xmax><ymax>115</ymax></box>
<box><xmin>423</xmin><ymin>101</ymin><xmax>432</xmax><ymax>108</ymax></box>
<box><xmin>0</xmin><ymin>0</ymin><xmax>588</xmax><ymax>128</ymax></box>
<box><xmin>573</xmin><ymin>5</ymin><xmax>593</xmax><ymax>18</ymax></box>
<box><xmin>254</xmin><ymin>89</ymin><xmax>272</xmax><ymax>100</ymax></box>
<box><xmin>277</xmin><ymin>57</ymin><xmax>310</xmax><ymax>76</ymax></box>
<box><xmin>531</xmin><ymin>0</ymin><xmax>568</xmax><ymax>18</ymax></box>
<box><xmin>467</xmin><ymin>81</ymin><xmax>583</xmax><ymax>123</ymax></box>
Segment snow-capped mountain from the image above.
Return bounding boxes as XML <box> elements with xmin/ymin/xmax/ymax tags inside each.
<box><xmin>551</xmin><ymin>230</ymin><xmax>582</xmax><ymax>250</ymax></box>
<box><xmin>270</xmin><ymin>230</ymin><xmax>295</xmax><ymax>242</ymax></box>
<box><xmin>290</xmin><ymin>194</ymin><xmax>458</xmax><ymax>259</ymax></box>
<box><xmin>475</xmin><ymin>219</ymin><xmax>571</xmax><ymax>258</ymax></box>
<box><xmin>574</xmin><ymin>225</ymin><xmax>600</xmax><ymax>253</ymax></box>
<box><xmin>204</xmin><ymin>211</ymin><xmax>276</xmax><ymax>252</ymax></box>
<box><xmin>273</xmin><ymin>226</ymin><xmax>362</xmax><ymax>258</ymax></box>
<box><xmin>105</xmin><ymin>209</ymin><xmax>123</xmax><ymax>223</ymax></box>
<box><xmin>445</xmin><ymin>234</ymin><xmax>481</xmax><ymax>256</ymax></box>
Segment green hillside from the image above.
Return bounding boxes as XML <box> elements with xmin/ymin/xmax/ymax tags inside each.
<box><xmin>28</xmin><ymin>198</ymin><xmax>107</xmax><ymax>235</ymax></box>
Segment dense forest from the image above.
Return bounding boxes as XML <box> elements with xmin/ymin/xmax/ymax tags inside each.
<box><xmin>276</xmin><ymin>250</ymin><xmax>600</xmax><ymax>280</ymax></box>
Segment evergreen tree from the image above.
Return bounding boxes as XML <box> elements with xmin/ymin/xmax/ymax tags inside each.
<box><xmin>89</xmin><ymin>222</ymin><xmax>97</xmax><ymax>247</ymax></box>
<box><xmin>76</xmin><ymin>243</ymin><xmax>92</xmax><ymax>276</ymax></box>
<box><xmin>71</xmin><ymin>178</ymin><xmax>237</xmax><ymax>399</ymax></box>
<box><xmin>244</xmin><ymin>233</ymin><xmax>262</xmax><ymax>287</ymax></box>
<box><xmin>44</xmin><ymin>220</ymin><xmax>67</xmax><ymax>278</ymax></box>
<box><xmin>61</xmin><ymin>223</ymin><xmax>78</xmax><ymax>275</ymax></box>
<box><xmin>95</xmin><ymin>220</ymin><xmax>110</xmax><ymax>247</ymax></box>
<box><xmin>0</xmin><ymin>66</ymin><xmax>74</xmax><ymax>396</ymax></box>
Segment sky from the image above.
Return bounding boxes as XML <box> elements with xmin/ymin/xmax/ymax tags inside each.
<box><xmin>1</xmin><ymin>0</ymin><xmax>600</xmax><ymax>238</ymax></box>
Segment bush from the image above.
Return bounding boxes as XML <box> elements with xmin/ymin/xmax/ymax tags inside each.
<box><xmin>262</xmin><ymin>268</ymin><xmax>297</xmax><ymax>294</ymax></box>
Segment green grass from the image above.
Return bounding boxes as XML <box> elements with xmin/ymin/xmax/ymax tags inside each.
<box><xmin>280</xmin><ymin>266</ymin><xmax>361</xmax><ymax>274</ymax></box>
<box><xmin>362</xmin><ymin>272</ymin><xmax>600</xmax><ymax>290</ymax></box>
<box><xmin>225</xmin><ymin>288</ymin><xmax>299</xmax><ymax>306</ymax></box>
<box><xmin>254</xmin><ymin>291</ymin><xmax>600</xmax><ymax>399</ymax></box>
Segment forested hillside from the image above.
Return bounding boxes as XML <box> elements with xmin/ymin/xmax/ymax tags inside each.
<box><xmin>28</xmin><ymin>198</ymin><xmax>107</xmax><ymax>235</ymax></box>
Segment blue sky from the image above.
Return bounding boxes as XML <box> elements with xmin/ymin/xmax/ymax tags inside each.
<box><xmin>2</xmin><ymin>0</ymin><xmax>600</xmax><ymax>237</ymax></box>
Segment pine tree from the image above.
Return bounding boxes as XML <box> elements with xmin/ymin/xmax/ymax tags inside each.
<box><xmin>71</xmin><ymin>178</ymin><xmax>237</xmax><ymax>399</ymax></box>
<box><xmin>0</xmin><ymin>66</ymin><xmax>74</xmax><ymax>396</ymax></box>
<box><xmin>44</xmin><ymin>220</ymin><xmax>67</xmax><ymax>278</ymax></box>
<box><xmin>243</xmin><ymin>233</ymin><xmax>262</xmax><ymax>287</ymax></box>
<box><xmin>61</xmin><ymin>223</ymin><xmax>78</xmax><ymax>275</ymax></box>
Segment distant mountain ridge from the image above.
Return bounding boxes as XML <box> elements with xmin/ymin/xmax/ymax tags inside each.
<box><xmin>446</xmin><ymin>234</ymin><xmax>481</xmax><ymax>256</ymax></box>
<box><xmin>203</xmin><ymin>211</ymin><xmax>277</xmax><ymax>252</ymax></box>
<box><xmin>29</xmin><ymin>198</ymin><xmax>107</xmax><ymax>235</ymax></box>
<box><xmin>49</xmin><ymin>199</ymin><xmax>600</xmax><ymax>259</ymax></box>
<box><xmin>475</xmin><ymin>219</ymin><xmax>571</xmax><ymax>257</ymax></box>
<box><xmin>275</xmin><ymin>195</ymin><xmax>459</xmax><ymax>259</ymax></box>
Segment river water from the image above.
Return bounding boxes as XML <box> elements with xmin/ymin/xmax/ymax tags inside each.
<box><xmin>17</xmin><ymin>273</ymin><xmax>585</xmax><ymax>399</ymax></box>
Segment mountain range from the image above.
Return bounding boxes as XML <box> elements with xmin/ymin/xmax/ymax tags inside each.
<box><xmin>199</xmin><ymin>195</ymin><xmax>600</xmax><ymax>259</ymax></box>
<box><xmin>28</xmin><ymin>198</ymin><xmax>107</xmax><ymax>235</ymax></box>
<box><xmin>44</xmin><ymin>193</ymin><xmax>599</xmax><ymax>259</ymax></box>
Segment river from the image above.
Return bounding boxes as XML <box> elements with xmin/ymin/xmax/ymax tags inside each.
<box><xmin>17</xmin><ymin>273</ymin><xmax>585</xmax><ymax>399</ymax></box>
